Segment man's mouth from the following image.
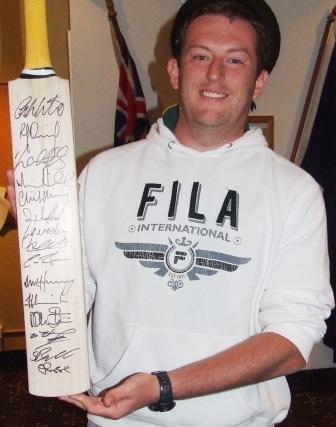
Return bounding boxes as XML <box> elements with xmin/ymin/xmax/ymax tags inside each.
<box><xmin>201</xmin><ymin>90</ymin><xmax>227</xmax><ymax>99</ymax></box>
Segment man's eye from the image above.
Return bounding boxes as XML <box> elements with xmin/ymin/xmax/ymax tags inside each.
<box><xmin>193</xmin><ymin>54</ymin><xmax>208</xmax><ymax>61</ymax></box>
<box><xmin>229</xmin><ymin>58</ymin><xmax>243</xmax><ymax>65</ymax></box>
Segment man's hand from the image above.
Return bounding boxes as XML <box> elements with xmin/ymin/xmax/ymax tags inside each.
<box><xmin>59</xmin><ymin>373</ymin><xmax>159</xmax><ymax>420</ymax></box>
<box><xmin>6</xmin><ymin>169</ymin><xmax>16</xmax><ymax>218</ymax></box>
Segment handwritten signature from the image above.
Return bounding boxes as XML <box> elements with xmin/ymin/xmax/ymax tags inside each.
<box><xmin>14</xmin><ymin>95</ymin><xmax>64</xmax><ymax>119</ymax></box>
<box><xmin>38</xmin><ymin>362</ymin><xmax>71</xmax><ymax>375</ymax></box>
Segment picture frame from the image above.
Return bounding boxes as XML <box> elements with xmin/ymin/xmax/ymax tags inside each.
<box><xmin>247</xmin><ymin>115</ymin><xmax>274</xmax><ymax>149</ymax></box>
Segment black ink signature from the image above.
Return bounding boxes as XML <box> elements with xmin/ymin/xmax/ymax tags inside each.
<box><xmin>31</xmin><ymin>346</ymin><xmax>79</xmax><ymax>363</ymax></box>
<box><xmin>14</xmin><ymin>95</ymin><xmax>64</xmax><ymax>119</ymax></box>
<box><xmin>23</xmin><ymin>252</ymin><xmax>70</xmax><ymax>268</ymax></box>
<box><xmin>16</xmin><ymin>169</ymin><xmax>74</xmax><ymax>190</ymax></box>
<box><xmin>24</xmin><ymin>293</ymin><xmax>59</xmax><ymax>309</ymax></box>
<box><xmin>22</xmin><ymin>203</ymin><xmax>67</xmax><ymax>224</ymax></box>
<box><xmin>23</xmin><ymin>271</ymin><xmax>75</xmax><ymax>292</ymax></box>
<box><xmin>38</xmin><ymin>362</ymin><xmax>71</xmax><ymax>375</ymax></box>
<box><xmin>18</xmin><ymin>121</ymin><xmax>60</xmax><ymax>152</ymax></box>
<box><xmin>18</xmin><ymin>188</ymin><xmax>68</xmax><ymax>208</ymax></box>
<box><xmin>30</xmin><ymin>307</ymin><xmax>72</xmax><ymax>328</ymax></box>
<box><xmin>22</xmin><ymin>235</ymin><xmax>68</xmax><ymax>253</ymax></box>
<box><xmin>39</xmin><ymin>328</ymin><xmax>76</xmax><ymax>344</ymax></box>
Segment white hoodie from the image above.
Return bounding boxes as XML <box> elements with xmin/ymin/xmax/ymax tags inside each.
<box><xmin>78</xmin><ymin>116</ymin><xmax>333</xmax><ymax>427</ymax></box>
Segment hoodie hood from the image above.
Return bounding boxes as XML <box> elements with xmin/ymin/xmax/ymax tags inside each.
<box><xmin>146</xmin><ymin>105</ymin><xmax>268</xmax><ymax>158</ymax></box>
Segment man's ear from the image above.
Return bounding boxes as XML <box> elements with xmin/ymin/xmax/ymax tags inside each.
<box><xmin>253</xmin><ymin>70</ymin><xmax>269</xmax><ymax>101</ymax></box>
<box><xmin>167</xmin><ymin>58</ymin><xmax>179</xmax><ymax>90</ymax></box>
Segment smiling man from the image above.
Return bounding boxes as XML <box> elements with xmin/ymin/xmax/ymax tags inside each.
<box><xmin>44</xmin><ymin>0</ymin><xmax>334</xmax><ymax>426</ymax></box>
<box><xmin>168</xmin><ymin>15</ymin><xmax>268</xmax><ymax>150</ymax></box>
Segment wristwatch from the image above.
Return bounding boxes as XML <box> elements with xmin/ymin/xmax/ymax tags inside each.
<box><xmin>148</xmin><ymin>371</ymin><xmax>176</xmax><ymax>412</ymax></box>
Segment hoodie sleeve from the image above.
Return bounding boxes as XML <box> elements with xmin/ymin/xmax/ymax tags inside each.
<box><xmin>259</xmin><ymin>174</ymin><xmax>334</xmax><ymax>362</ymax></box>
<box><xmin>78</xmin><ymin>165</ymin><xmax>97</xmax><ymax>313</ymax></box>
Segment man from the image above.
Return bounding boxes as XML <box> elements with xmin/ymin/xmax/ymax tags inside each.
<box><xmin>7</xmin><ymin>0</ymin><xmax>334</xmax><ymax>426</ymax></box>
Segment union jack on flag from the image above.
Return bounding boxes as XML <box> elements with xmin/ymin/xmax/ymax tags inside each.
<box><xmin>114</xmin><ymin>34</ymin><xmax>149</xmax><ymax>147</ymax></box>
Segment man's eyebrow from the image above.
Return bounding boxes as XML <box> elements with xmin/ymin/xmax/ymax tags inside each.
<box><xmin>187</xmin><ymin>44</ymin><xmax>211</xmax><ymax>51</ymax></box>
<box><xmin>226</xmin><ymin>48</ymin><xmax>252</xmax><ymax>56</ymax></box>
<box><xmin>187</xmin><ymin>45</ymin><xmax>252</xmax><ymax>57</ymax></box>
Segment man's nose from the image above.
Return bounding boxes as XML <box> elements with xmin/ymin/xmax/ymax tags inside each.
<box><xmin>206</xmin><ymin>59</ymin><xmax>224</xmax><ymax>82</ymax></box>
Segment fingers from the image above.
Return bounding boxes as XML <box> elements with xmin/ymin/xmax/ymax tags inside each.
<box><xmin>59</xmin><ymin>393</ymin><xmax>103</xmax><ymax>411</ymax></box>
<box><xmin>62</xmin><ymin>393</ymin><xmax>120</xmax><ymax>418</ymax></box>
<box><xmin>6</xmin><ymin>169</ymin><xmax>14</xmax><ymax>187</ymax></box>
<box><xmin>59</xmin><ymin>395</ymin><xmax>87</xmax><ymax>410</ymax></box>
<box><xmin>6</xmin><ymin>169</ymin><xmax>17</xmax><ymax>218</ymax></box>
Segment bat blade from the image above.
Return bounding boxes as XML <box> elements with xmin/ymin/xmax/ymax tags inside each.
<box><xmin>8</xmin><ymin>74</ymin><xmax>90</xmax><ymax>397</ymax></box>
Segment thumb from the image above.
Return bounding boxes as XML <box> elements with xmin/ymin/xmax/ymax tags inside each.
<box><xmin>102</xmin><ymin>389</ymin><xmax>118</xmax><ymax>407</ymax></box>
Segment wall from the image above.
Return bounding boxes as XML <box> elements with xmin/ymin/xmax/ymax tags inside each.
<box><xmin>69</xmin><ymin>0</ymin><xmax>181</xmax><ymax>169</ymax></box>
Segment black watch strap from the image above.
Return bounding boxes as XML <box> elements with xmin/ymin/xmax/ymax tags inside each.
<box><xmin>148</xmin><ymin>371</ymin><xmax>176</xmax><ymax>412</ymax></box>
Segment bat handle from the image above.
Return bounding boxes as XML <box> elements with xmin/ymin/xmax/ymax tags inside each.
<box><xmin>24</xmin><ymin>0</ymin><xmax>53</xmax><ymax>71</ymax></box>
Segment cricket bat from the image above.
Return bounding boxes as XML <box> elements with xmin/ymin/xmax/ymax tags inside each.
<box><xmin>8</xmin><ymin>0</ymin><xmax>90</xmax><ymax>396</ymax></box>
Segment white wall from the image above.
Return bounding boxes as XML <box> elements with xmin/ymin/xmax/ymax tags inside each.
<box><xmin>69</xmin><ymin>0</ymin><xmax>336</xmax><ymax>368</ymax></box>
<box><xmin>69</xmin><ymin>0</ymin><xmax>181</xmax><ymax>169</ymax></box>
<box><xmin>254</xmin><ymin>0</ymin><xmax>336</xmax><ymax>158</ymax></box>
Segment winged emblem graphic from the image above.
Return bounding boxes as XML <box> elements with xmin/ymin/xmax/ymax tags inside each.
<box><xmin>115</xmin><ymin>237</ymin><xmax>251</xmax><ymax>290</ymax></box>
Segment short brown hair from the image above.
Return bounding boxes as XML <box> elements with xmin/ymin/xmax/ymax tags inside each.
<box><xmin>171</xmin><ymin>0</ymin><xmax>281</xmax><ymax>75</ymax></box>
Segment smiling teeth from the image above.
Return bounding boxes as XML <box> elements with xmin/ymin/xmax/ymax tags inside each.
<box><xmin>202</xmin><ymin>90</ymin><xmax>226</xmax><ymax>99</ymax></box>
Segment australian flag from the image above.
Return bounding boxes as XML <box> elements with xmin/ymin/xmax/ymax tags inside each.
<box><xmin>113</xmin><ymin>28</ymin><xmax>149</xmax><ymax>147</ymax></box>
<box><xmin>301</xmin><ymin>44</ymin><xmax>336</xmax><ymax>359</ymax></box>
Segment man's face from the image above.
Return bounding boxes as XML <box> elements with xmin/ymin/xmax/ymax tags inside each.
<box><xmin>167</xmin><ymin>15</ymin><xmax>269</xmax><ymax>141</ymax></box>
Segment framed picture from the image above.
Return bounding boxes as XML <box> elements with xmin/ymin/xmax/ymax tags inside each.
<box><xmin>247</xmin><ymin>115</ymin><xmax>274</xmax><ymax>149</ymax></box>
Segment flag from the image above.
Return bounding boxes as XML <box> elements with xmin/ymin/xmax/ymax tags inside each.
<box><xmin>106</xmin><ymin>1</ymin><xmax>149</xmax><ymax>146</ymax></box>
<box><xmin>300</xmin><ymin>44</ymin><xmax>336</xmax><ymax>359</ymax></box>
<box><xmin>113</xmin><ymin>38</ymin><xmax>149</xmax><ymax>147</ymax></box>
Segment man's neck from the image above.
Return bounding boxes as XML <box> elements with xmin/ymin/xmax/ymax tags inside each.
<box><xmin>173</xmin><ymin>120</ymin><xmax>245</xmax><ymax>152</ymax></box>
